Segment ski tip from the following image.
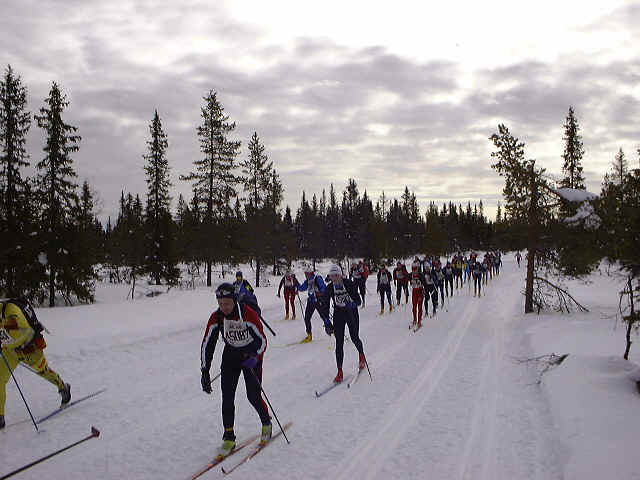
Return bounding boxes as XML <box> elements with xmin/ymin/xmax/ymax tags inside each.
<box><xmin>91</xmin><ymin>426</ymin><xmax>100</xmax><ymax>437</ymax></box>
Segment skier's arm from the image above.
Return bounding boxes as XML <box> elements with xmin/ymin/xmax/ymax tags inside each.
<box><xmin>345</xmin><ymin>279</ymin><xmax>362</xmax><ymax>307</ymax></box>
<box><xmin>298</xmin><ymin>279</ymin><xmax>309</xmax><ymax>292</ymax></box>
<box><xmin>242</xmin><ymin>306</ymin><xmax>267</xmax><ymax>358</ymax></box>
<box><xmin>200</xmin><ymin>313</ymin><xmax>221</xmax><ymax>372</ymax></box>
<box><xmin>277</xmin><ymin>277</ymin><xmax>285</xmax><ymax>296</ymax></box>
<box><xmin>1</xmin><ymin>303</ymin><xmax>35</xmax><ymax>350</ymax></box>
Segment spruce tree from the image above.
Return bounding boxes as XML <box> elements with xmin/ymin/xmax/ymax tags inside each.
<box><xmin>143</xmin><ymin>110</ymin><xmax>178</xmax><ymax>286</ymax></box>
<box><xmin>181</xmin><ymin>91</ymin><xmax>240</xmax><ymax>286</ymax></box>
<box><xmin>34</xmin><ymin>82</ymin><xmax>81</xmax><ymax>306</ymax></box>
<box><xmin>239</xmin><ymin>131</ymin><xmax>275</xmax><ymax>286</ymax></box>
<box><xmin>559</xmin><ymin>107</ymin><xmax>586</xmax><ymax>190</ymax></box>
<box><xmin>0</xmin><ymin>65</ymin><xmax>40</xmax><ymax>297</ymax></box>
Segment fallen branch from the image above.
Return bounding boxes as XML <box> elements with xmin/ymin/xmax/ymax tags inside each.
<box><xmin>513</xmin><ymin>353</ymin><xmax>569</xmax><ymax>384</ymax></box>
<box><xmin>534</xmin><ymin>276</ymin><xmax>589</xmax><ymax>313</ymax></box>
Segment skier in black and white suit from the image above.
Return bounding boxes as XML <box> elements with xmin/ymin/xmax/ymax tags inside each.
<box><xmin>324</xmin><ymin>264</ymin><xmax>367</xmax><ymax>384</ymax></box>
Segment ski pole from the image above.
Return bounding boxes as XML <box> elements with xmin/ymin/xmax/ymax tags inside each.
<box><xmin>249</xmin><ymin>368</ymin><xmax>290</xmax><ymax>444</ymax></box>
<box><xmin>258</xmin><ymin>314</ymin><xmax>277</xmax><ymax>337</ymax></box>
<box><xmin>210</xmin><ymin>371</ymin><xmax>221</xmax><ymax>385</ymax></box>
<box><xmin>0</xmin><ymin>426</ymin><xmax>100</xmax><ymax>479</ymax></box>
<box><xmin>296</xmin><ymin>293</ymin><xmax>304</xmax><ymax>314</ymax></box>
<box><xmin>0</xmin><ymin>350</ymin><xmax>38</xmax><ymax>433</ymax></box>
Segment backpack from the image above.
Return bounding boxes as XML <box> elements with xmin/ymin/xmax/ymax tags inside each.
<box><xmin>1</xmin><ymin>298</ymin><xmax>44</xmax><ymax>337</ymax></box>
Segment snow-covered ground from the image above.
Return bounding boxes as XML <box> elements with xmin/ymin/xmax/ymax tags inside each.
<box><xmin>1</xmin><ymin>258</ymin><xmax>638</xmax><ymax>479</ymax></box>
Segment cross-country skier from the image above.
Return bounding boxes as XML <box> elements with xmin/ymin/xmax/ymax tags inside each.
<box><xmin>393</xmin><ymin>261</ymin><xmax>409</xmax><ymax>304</ymax></box>
<box><xmin>200</xmin><ymin>283</ymin><xmax>272</xmax><ymax>459</ymax></box>
<box><xmin>277</xmin><ymin>271</ymin><xmax>300</xmax><ymax>320</ymax></box>
<box><xmin>0</xmin><ymin>299</ymin><xmax>71</xmax><ymax>429</ymax></box>
<box><xmin>298</xmin><ymin>265</ymin><xmax>334</xmax><ymax>343</ymax></box>
<box><xmin>515</xmin><ymin>251</ymin><xmax>522</xmax><ymax>268</ymax></box>
<box><xmin>325</xmin><ymin>264</ymin><xmax>367</xmax><ymax>383</ymax></box>
<box><xmin>443</xmin><ymin>261</ymin><xmax>454</xmax><ymax>298</ymax></box>
<box><xmin>410</xmin><ymin>262</ymin><xmax>427</xmax><ymax>327</ymax></box>
<box><xmin>433</xmin><ymin>262</ymin><xmax>446</xmax><ymax>304</ymax></box>
<box><xmin>471</xmin><ymin>259</ymin><xmax>483</xmax><ymax>297</ymax></box>
<box><xmin>233</xmin><ymin>271</ymin><xmax>261</xmax><ymax>315</ymax></box>
<box><xmin>376</xmin><ymin>264</ymin><xmax>394</xmax><ymax>314</ymax></box>
<box><xmin>453</xmin><ymin>256</ymin><xmax>464</xmax><ymax>289</ymax></box>
<box><xmin>423</xmin><ymin>265</ymin><xmax>439</xmax><ymax>316</ymax></box>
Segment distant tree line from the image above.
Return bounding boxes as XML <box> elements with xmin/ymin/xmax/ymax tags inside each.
<box><xmin>3</xmin><ymin>65</ymin><xmax>637</xmax><ymax>313</ymax></box>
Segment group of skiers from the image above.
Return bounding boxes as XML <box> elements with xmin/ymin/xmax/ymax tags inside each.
<box><xmin>200</xmin><ymin>263</ymin><xmax>369</xmax><ymax>459</ymax></box>
<box><xmin>0</xmin><ymin>251</ymin><xmax>502</xmax><ymax>467</ymax></box>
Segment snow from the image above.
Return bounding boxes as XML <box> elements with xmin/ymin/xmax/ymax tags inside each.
<box><xmin>1</xmin><ymin>259</ymin><xmax>638</xmax><ymax>479</ymax></box>
<box><xmin>564</xmin><ymin>202</ymin><xmax>602</xmax><ymax>230</ymax></box>
<box><xmin>553</xmin><ymin>187</ymin><xmax>598</xmax><ymax>203</ymax></box>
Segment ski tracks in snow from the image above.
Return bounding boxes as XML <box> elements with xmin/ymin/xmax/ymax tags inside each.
<box><xmin>331</xmin><ymin>268</ymin><xmax>562</xmax><ymax>480</ymax></box>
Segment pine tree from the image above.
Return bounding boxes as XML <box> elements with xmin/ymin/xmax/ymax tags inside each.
<box><xmin>34</xmin><ymin>81</ymin><xmax>81</xmax><ymax>306</ymax></box>
<box><xmin>0</xmin><ymin>65</ymin><xmax>40</xmax><ymax>297</ymax></box>
<box><xmin>181</xmin><ymin>91</ymin><xmax>240</xmax><ymax>286</ymax></box>
<box><xmin>611</xmin><ymin>148</ymin><xmax>628</xmax><ymax>186</ymax></box>
<box><xmin>143</xmin><ymin>110</ymin><xmax>178</xmax><ymax>286</ymax></box>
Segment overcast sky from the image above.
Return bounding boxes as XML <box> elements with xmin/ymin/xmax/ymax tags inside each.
<box><xmin>2</xmin><ymin>0</ymin><xmax>639</xmax><ymax>222</ymax></box>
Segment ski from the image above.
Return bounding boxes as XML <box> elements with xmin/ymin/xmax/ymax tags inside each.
<box><xmin>413</xmin><ymin>323</ymin><xmax>423</xmax><ymax>333</ymax></box>
<box><xmin>347</xmin><ymin>369</ymin><xmax>363</xmax><ymax>388</ymax></box>
<box><xmin>221</xmin><ymin>421</ymin><xmax>293</xmax><ymax>475</ymax></box>
<box><xmin>191</xmin><ymin>434</ymin><xmax>260</xmax><ymax>479</ymax></box>
<box><xmin>315</xmin><ymin>375</ymin><xmax>353</xmax><ymax>397</ymax></box>
<box><xmin>36</xmin><ymin>388</ymin><xmax>107</xmax><ymax>425</ymax></box>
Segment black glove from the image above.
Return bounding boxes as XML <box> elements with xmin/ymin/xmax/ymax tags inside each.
<box><xmin>201</xmin><ymin>369</ymin><xmax>212</xmax><ymax>394</ymax></box>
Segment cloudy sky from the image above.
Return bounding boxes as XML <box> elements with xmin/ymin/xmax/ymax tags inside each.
<box><xmin>2</xmin><ymin>0</ymin><xmax>639</xmax><ymax>222</ymax></box>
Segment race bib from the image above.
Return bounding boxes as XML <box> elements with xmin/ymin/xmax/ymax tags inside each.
<box><xmin>285</xmin><ymin>277</ymin><xmax>294</xmax><ymax>288</ymax></box>
<box><xmin>380</xmin><ymin>274</ymin><xmax>389</xmax><ymax>285</ymax></box>
<box><xmin>0</xmin><ymin>328</ymin><xmax>11</xmax><ymax>344</ymax></box>
<box><xmin>333</xmin><ymin>285</ymin><xmax>351</xmax><ymax>308</ymax></box>
<box><xmin>411</xmin><ymin>277</ymin><xmax>422</xmax><ymax>289</ymax></box>
<box><xmin>396</xmin><ymin>271</ymin><xmax>404</xmax><ymax>280</ymax></box>
<box><xmin>223</xmin><ymin>319</ymin><xmax>252</xmax><ymax>348</ymax></box>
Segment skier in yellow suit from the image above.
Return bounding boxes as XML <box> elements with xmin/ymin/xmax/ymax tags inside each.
<box><xmin>0</xmin><ymin>299</ymin><xmax>71</xmax><ymax>429</ymax></box>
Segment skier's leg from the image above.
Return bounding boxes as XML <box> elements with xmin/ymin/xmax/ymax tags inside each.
<box><xmin>346</xmin><ymin>309</ymin><xmax>364</xmax><ymax>354</ymax></box>
<box><xmin>396</xmin><ymin>283</ymin><xmax>401</xmax><ymax>305</ymax></box>
<box><xmin>386</xmin><ymin>288</ymin><xmax>392</xmax><ymax>308</ymax></box>
<box><xmin>242</xmin><ymin>359</ymin><xmax>270</xmax><ymax>425</ymax></box>
<box><xmin>0</xmin><ymin>349</ymin><xmax>19</xmax><ymax>416</ymax></box>
<box><xmin>304</xmin><ymin>300</ymin><xmax>314</xmax><ymax>334</ymax></box>
<box><xmin>284</xmin><ymin>291</ymin><xmax>290</xmax><ymax>318</ymax></box>
<box><xmin>23</xmin><ymin>349</ymin><xmax>65</xmax><ymax>390</ymax></box>
<box><xmin>334</xmin><ymin>313</ymin><xmax>347</xmax><ymax>368</ymax></box>
<box><xmin>221</xmin><ymin>351</ymin><xmax>242</xmax><ymax>430</ymax></box>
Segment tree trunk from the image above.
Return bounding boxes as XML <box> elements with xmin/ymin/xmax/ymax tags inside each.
<box><xmin>49</xmin><ymin>267</ymin><xmax>55</xmax><ymax>307</ymax></box>
<box><xmin>207</xmin><ymin>260</ymin><xmax>212</xmax><ymax>287</ymax></box>
<box><xmin>525</xmin><ymin>163</ymin><xmax>538</xmax><ymax>314</ymax></box>
<box><xmin>624</xmin><ymin>276</ymin><xmax>634</xmax><ymax>360</ymax></box>
<box><xmin>256</xmin><ymin>258</ymin><xmax>261</xmax><ymax>288</ymax></box>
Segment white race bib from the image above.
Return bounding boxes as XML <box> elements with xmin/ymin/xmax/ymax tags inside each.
<box><xmin>0</xmin><ymin>328</ymin><xmax>11</xmax><ymax>344</ymax></box>
<box><xmin>333</xmin><ymin>284</ymin><xmax>351</xmax><ymax>308</ymax></box>
<box><xmin>223</xmin><ymin>318</ymin><xmax>252</xmax><ymax>348</ymax></box>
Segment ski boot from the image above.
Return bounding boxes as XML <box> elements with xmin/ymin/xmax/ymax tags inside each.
<box><xmin>358</xmin><ymin>353</ymin><xmax>367</xmax><ymax>371</ymax></box>
<box><xmin>379</xmin><ymin>306</ymin><xmax>384</xmax><ymax>315</ymax></box>
<box><xmin>389</xmin><ymin>303</ymin><xmax>394</xmax><ymax>312</ymax></box>
<box><xmin>216</xmin><ymin>429</ymin><xmax>236</xmax><ymax>460</ymax></box>
<box><xmin>292</xmin><ymin>313</ymin><xmax>296</xmax><ymax>320</ymax></box>
<box><xmin>59</xmin><ymin>383</ymin><xmax>71</xmax><ymax>406</ymax></box>
<box><xmin>285</xmin><ymin>313</ymin><xmax>289</xmax><ymax>320</ymax></box>
<box><xmin>260</xmin><ymin>423</ymin><xmax>273</xmax><ymax>446</ymax></box>
<box><xmin>301</xmin><ymin>333</ymin><xmax>312</xmax><ymax>343</ymax></box>
<box><xmin>0</xmin><ymin>415</ymin><xmax>4</xmax><ymax>429</ymax></box>
<box><xmin>334</xmin><ymin>368</ymin><xmax>344</xmax><ymax>383</ymax></box>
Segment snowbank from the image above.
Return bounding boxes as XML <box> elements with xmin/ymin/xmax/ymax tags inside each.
<box><xmin>526</xmin><ymin>270</ymin><xmax>640</xmax><ymax>480</ymax></box>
